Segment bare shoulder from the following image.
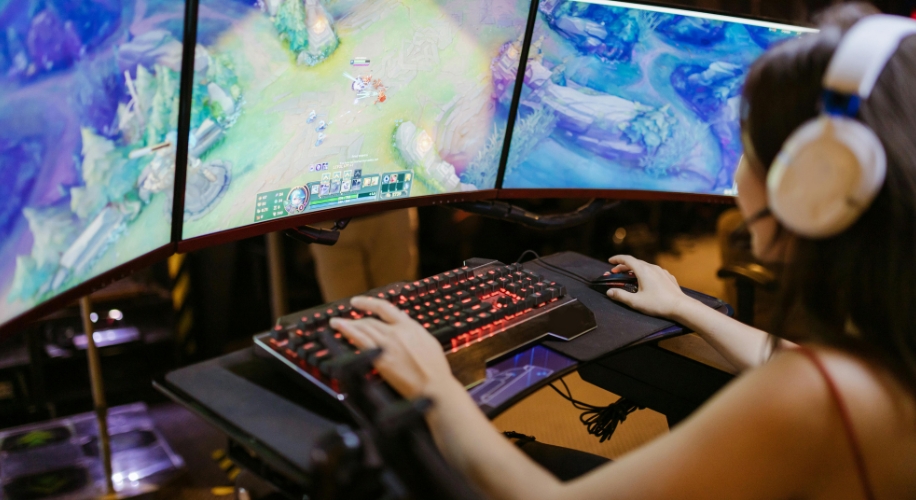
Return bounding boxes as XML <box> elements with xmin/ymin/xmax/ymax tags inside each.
<box><xmin>767</xmin><ymin>346</ymin><xmax>916</xmax><ymax>498</ymax></box>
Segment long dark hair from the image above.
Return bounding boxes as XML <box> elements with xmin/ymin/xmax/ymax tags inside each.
<box><xmin>742</xmin><ymin>3</ymin><xmax>916</xmax><ymax>395</ymax></box>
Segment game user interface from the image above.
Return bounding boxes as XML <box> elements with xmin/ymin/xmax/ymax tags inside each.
<box><xmin>182</xmin><ymin>0</ymin><xmax>533</xmax><ymax>239</ymax></box>
<box><xmin>502</xmin><ymin>0</ymin><xmax>813</xmax><ymax>195</ymax></box>
<box><xmin>0</xmin><ymin>1</ymin><xmax>187</xmax><ymax>327</ymax></box>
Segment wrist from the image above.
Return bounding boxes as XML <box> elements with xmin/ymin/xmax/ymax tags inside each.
<box><xmin>670</xmin><ymin>295</ymin><xmax>702</xmax><ymax>326</ymax></box>
<box><xmin>422</xmin><ymin>375</ymin><xmax>465</xmax><ymax>404</ymax></box>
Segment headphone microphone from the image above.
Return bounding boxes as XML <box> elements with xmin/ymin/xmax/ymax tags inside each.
<box><xmin>766</xmin><ymin>15</ymin><xmax>916</xmax><ymax>239</ymax></box>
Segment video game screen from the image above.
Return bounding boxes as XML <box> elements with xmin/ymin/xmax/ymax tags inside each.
<box><xmin>181</xmin><ymin>0</ymin><xmax>532</xmax><ymax>240</ymax></box>
<box><xmin>0</xmin><ymin>1</ymin><xmax>187</xmax><ymax>328</ymax></box>
<box><xmin>502</xmin><ymin>0</ymin><xmax>813</xmax><ymax>195</ymax></box>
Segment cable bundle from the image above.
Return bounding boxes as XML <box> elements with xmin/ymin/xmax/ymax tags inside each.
<box><xmin>550</xmin><ymin>379</ymin><xmax>644</xmax><ymax>443</ymax></box>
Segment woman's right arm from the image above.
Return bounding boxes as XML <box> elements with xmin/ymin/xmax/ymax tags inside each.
<box><xmin>606</xmin><ymin>255</ymin><xmax>792</xmax><ymax>371</ymax></box>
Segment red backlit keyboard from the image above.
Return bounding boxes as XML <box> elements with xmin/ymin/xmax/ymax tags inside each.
<box><xmin>254</xmin><ymin>259</ymin><xmax>596</xmax><ymax>401</ymax></box>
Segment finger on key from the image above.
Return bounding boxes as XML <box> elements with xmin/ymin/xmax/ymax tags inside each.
<box><xmin>351</xmin><ymin>296</ymin><xmax>408</xmax><ymax>324</ymax></box>
<box><xmin>331</xmin><ymin>318</ymin><xmax>379</xmax><ymax>350</ymax></box>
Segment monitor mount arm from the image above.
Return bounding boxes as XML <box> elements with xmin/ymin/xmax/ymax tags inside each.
<box><xmin>284</xmin><ymin>218</ymin><xmax>352</xmax><ymax>246</ymax></box>
<box><xmin>452</xmin><ymin>199</ymin><xmax>620</xmax><ymax>230</ymax></box>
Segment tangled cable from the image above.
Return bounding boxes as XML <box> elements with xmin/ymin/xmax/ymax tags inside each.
<box><xmin>549</xmin><ymin>378</ymin><xmax>644</xmax><ymax>443</ymax></box>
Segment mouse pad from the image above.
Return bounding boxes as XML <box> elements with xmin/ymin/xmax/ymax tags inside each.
<box><xmin>524</xmin><ymin>252</ymin><xmax>728</xmax><ymax>362</ymax></box>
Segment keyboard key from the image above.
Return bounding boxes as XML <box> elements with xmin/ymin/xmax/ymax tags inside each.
<box><xmin>308</xmin><ymin>349</ymin><xmax>331</xmax><ymax>367</ymax></box>
<box><xmin>297</xmin><ymin>342</ymin><xmax>321</xmax><ymax>359</ymax></box>
<box><xmin>431</xmin><ymin>326</ymin><xmax>458</xmax><ymax>346</ymax></box>
<box><xmin>270</xmin><ymin>325</ymin><xmax>287</xmax><ymax>340</ymax></box>
<box><xmin>289</xmin><ymin>334</ymin><xmax>306</xmax><ymax>349</ymax></box>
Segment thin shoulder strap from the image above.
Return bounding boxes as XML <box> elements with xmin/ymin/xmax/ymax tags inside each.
<box><xmin>795</xmin><ymin>345</ymin><xmax>877</xmax><ymax>500</ymax></box>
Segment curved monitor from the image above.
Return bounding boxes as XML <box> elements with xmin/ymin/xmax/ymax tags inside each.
<box><xmin>0</xmin><ymin>1</ymin><xmax>189</xmax><ymax>335</ymax></box>
<box><xmin>500</xmin><ymin>0</ymin><xmax>814</xmax><ymax>200</ymax></box>
<box><xmin>178</xmin><ymin>0</ymin><xmax>533</xmax><ymax>249</ymax></box>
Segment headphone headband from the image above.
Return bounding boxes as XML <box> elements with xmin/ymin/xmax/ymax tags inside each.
<box><xmin>824</xmin><ymin>15</ymin><xmax>916</xmax><ymax>99</ymax></box>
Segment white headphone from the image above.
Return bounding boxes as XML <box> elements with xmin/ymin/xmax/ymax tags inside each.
<box><xmin>766</xmin><ymin>15</ymin><xmax>916</xmax><ymax>239</ymax></box>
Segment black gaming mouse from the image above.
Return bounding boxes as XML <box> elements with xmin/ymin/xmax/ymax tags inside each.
<box><xmin>589</xmin><ymin>271</ymin><xmax>638</xmax><ymax>294</ymax></box>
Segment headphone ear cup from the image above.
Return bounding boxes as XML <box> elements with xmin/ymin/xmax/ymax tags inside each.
<box><xmin>767</xmin><ymin>115</ymin><xmax>887</xmax><ymax>239</ymax></box>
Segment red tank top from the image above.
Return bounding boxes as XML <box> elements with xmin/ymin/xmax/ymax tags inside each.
<box><xmin>795</xmin><ymin>345</ymin><xmax>877</xmax><ymax>500</ymax></box>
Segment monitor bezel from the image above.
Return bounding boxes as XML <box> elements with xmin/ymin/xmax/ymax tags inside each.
<box><xmin>492</xmin><ymin>0</ymin><xmax>815</xmax><ymax>200</ymax></box>
<box><xmin>171</xmin><ymin>0</ymin><xmax>200</xmax><ymax>244</ymax></box>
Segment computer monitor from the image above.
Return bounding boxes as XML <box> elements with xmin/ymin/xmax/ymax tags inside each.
<box><xmin>179</xmin><ymin>0</ymin><xmax>533</xmax><ymax>248</ymax></box>
<box><xmin>500</xmin><ymin>0</ymin><xmax>814</xmax><ymax>200</ymax></box>
<box><xmin>0</xmin><ymin>1</ymin><xmax>189</xmax><ymax>335</ymax></box>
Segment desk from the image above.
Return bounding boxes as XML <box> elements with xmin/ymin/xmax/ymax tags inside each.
<box><xmin>156</xmin><ymin>253</ymin><xmax>734</xmax><ymax>497</ymax></box>
<box><xmin>154</xmin><ymin>343</ymin><xmax>578</xmax><ymax>496</ymax></box>
<box><xmin>156</xmin><ymin>336</ymin><xmax>735</xmax><ymax>497</ymax></box>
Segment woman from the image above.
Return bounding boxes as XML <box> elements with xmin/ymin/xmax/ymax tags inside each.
<box><xmin>330</xmin><ymin>6</ymin><xmax>916</xmax><ymax>498</ymax></box>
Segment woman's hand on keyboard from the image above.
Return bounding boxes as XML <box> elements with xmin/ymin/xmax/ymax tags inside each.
<box><xmin>331</xmin><ymin>296</ymin><xmax>459</xmax><ymax>401</ymax></box>
<box><xmin>606</xmin><ymin>254</ymin><xmax>691</xmax><ymax>319</ymax></box>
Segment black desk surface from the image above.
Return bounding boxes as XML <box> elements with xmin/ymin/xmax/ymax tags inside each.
<box><xmin>157</xmin><ymin>252</ymin><xmax>729</xmax><ymax>487</ymax></box>
<box><xmin>157</xmin><ymin>348</ymin><xmax>345</xmax><ymax>483</ymax></box>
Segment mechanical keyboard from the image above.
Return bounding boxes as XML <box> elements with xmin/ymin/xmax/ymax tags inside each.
<box><xmin>254</xmin><ymin>258</ymin><xmax>597</xmax><ymax>401</ymax></box>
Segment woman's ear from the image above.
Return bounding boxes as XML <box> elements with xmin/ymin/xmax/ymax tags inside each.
<box><xmin>735</xmin><ymin>156</ymin><xmax>793</xmax><ymax>263</ymax></box>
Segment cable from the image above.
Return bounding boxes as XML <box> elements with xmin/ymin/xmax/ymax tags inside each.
<box><xmin>549</xmin><ymin>379</ymin><xmax>644</xmax><ymax>443</ymax></box>
<box><xmin>515</xmin><ymin>250</ymin><xmax>541</xmax><ymax>264</ymax></box>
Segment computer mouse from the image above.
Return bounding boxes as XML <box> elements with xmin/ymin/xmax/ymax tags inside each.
<box><xmin>589</xmin><ymin>271</ymin><xmax>638</xmax><ymax>294</ymax></box>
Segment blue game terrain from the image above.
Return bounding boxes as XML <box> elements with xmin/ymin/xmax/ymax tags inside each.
<box><xmin>499</xmin><ymin>0</ymin><xmax>808</xmax><ymax>195</ymax></box>
<box><xmin>0</xmin><ymin>0</ymin><xmax>190</xmax><ymax>325</ymax></box>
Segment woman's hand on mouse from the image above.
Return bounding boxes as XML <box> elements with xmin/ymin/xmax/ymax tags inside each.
<box><xmin>607</xmin><ymin>255</ymin><xmax>691</xmax><ymax>319</ymax></box>
<box><xmin>330</xmin><ymin>296</ymin><xmax>459</xmax><ymax>401</ymax></box>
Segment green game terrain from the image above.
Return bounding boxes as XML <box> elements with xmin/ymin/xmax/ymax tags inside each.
<box><xmin>183</xmin><ymin>0</ymin><xmax>519</xmax><ymax>239</ymax></box>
